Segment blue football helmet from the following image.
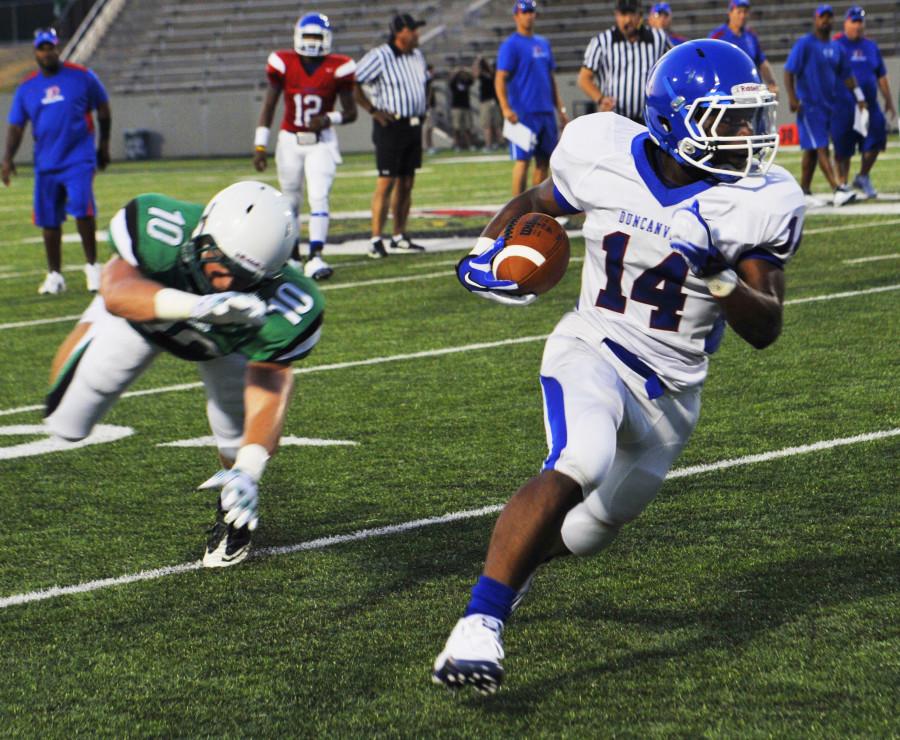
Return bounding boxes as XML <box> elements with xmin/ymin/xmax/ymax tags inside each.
<box><xmin>294</xmin><ymin>13</ymin><xmax>332</xmax><ymax>56</ymax></box>
<box><xmin>644</xmin><ymin>39</ymin><xmax>778</xmax><ymax>180</ymax></box>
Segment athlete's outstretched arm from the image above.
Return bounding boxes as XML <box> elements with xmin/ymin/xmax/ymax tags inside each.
<box><xmin>480</xmin><ymin>178</ymin><xmax>570</xmax><ymax>240</ymax></box>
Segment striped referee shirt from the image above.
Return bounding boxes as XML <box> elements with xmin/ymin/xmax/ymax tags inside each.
<box><xmin>582</xmin><ymin>26</ymin><xmax>670</xmax><ymax>122</ymax></box>
<box><xmin>355</xmin><ymin>42</ymin><xmax>428</xmax><ymax>118</ymax></box>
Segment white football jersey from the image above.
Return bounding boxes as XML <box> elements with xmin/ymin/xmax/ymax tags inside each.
<box><xmin>551</xmin><ymin>113</ymin><xmax>805</xmax><ymax>390</ymax></box>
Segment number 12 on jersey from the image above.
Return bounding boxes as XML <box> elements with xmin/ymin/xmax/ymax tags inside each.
<box><xmin>293</xmin><ymin>94</ymin><xmax>323</xmax><ymax>127</ymax></box>
<box><xmin>595</xmin><ymin>232</ymin><xmax>688</xmax><ymax>332</ymax></box>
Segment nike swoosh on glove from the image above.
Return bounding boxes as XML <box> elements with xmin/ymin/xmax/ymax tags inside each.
<box><xmin>669</xmin><ymin>200</ymin><xmax>729</xmax><ymax>277</ymax></box>
<box><xmin>456</xmin><ymin>235</ymin><xmax>537</xmax><ymax>306</ymax></box>
<box><xmin>190</xmin><ymin>292</ymin><xmax>268</xmax><ymax>326</ymax></box>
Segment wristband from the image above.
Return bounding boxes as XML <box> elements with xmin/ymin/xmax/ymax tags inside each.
<box><xmin>153</xmin><ymin>287</ymin><xmax>199</xmax><ymax>320</ymax></box>
<box><xmin>326</xmin><ymin>111</ymin><xmax>343</xmax><ymax>125</ymax></box>
<box><xmin>703</xmin><ymin>269</ymin><xmax>738</xmax><ymax>298</ymax></box>
<box><xmin>471</xmin><ymin>236</ymin><xmax>496</xmax><ymax>255</ymax></box>
<box><xmin>853</xmin><ymin>87</ymin><xmax>865</xmax><ymax>103</ymax></box>
<box><xmin>234</xmin><ymin>443</ymin><xmax>269</xmax><ymax>482</ymax></box>
<box><xmin>254</xmin><ymin>126</ymin><xmax>270</xmax><ymax>148</ymax></box>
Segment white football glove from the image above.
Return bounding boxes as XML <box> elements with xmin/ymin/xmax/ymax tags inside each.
<box><xmin>190</xmin><ymin>292</ymin><xmax>268</xmax><ymax>327</ymax></box>
<box><xmin>198</xmin><ymin>469</ymin><xmax>259</xmax><ymax>531</ymax></box>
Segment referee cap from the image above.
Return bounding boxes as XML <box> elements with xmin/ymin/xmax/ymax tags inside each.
<box><xmin>390</xmin><ymin>13</ymin><xmax>426</xmax><ymax>33</ymax></box>
<box><xmin>33</xmin><ymin>28</ymin><xmax>59</xmax><ymax>48</ymax></box>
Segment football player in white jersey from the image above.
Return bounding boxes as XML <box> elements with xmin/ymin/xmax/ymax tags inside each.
<box><xmin>433</xmin><ymin>39</ymin><xmax>805</xmax><ymax>694</ymax></box>
<box><xmin>254</xmin><ymin>13</ymin><xmax>357</xmax><ymax>280</ymax></box>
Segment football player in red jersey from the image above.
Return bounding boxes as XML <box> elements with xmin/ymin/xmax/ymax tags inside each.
<box><xmin>253</xmin><ymin>13</ymin><xmax>357</xmax><ymax>280</ymax></box>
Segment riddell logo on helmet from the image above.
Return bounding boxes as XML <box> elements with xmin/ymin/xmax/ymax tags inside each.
<box><xmin>234</xmin><ymin>251</ymin><xmax>264</xmax><ymax>270</ymax></box>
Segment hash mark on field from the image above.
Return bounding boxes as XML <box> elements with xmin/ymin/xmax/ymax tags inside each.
<box><xmin>1</xmin><ymin>428</ymin><xmax>896</xmax><ymax>609</ymax></box>
<box><xmin>1</xmin><ymin>282</ymin><xmax>898</xmax><ymax>418</ymax></box>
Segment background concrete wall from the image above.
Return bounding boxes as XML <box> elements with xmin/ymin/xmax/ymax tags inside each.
<box><xmin>1</xmin><ymin>58</ymin><xmax>897</xmax><ymax>162</ymax></box>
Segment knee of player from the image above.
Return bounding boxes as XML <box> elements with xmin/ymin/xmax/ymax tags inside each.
<box><xmin>560</xmin><ymin>501</ymin><xmax>620</xmax><ymax>557</ymax></box>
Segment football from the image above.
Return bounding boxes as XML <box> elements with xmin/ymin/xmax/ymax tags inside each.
<box><xmin>493</xmin><ymin>213</ymin><xmax>570</xmax><ymax>295</ymax></box>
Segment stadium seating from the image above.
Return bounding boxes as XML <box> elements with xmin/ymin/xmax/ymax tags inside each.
<box><xmin>82</xmin><ymin>0</ymin><xmax>899</xmax><ymax>94</ymax></box>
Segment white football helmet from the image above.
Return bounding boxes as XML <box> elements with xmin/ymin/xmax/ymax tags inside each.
<box><xmin>186</xmin><ymin>181</ymin><xmax>298</xmax><ymax>293</ymax></box>
<box><xmin>294</xmin><ymin>13</ymin><xmax>332</xmax><ymax>57</ymax></box>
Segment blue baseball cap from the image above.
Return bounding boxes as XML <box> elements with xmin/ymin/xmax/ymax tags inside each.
<box><xmin>729</xmin><ymin>0</ymin><xmax>750</xmax><ymax>8</ymax></box>
<box><xmin>816</xmin><ymin>3</ymin><xmax>834</xmax><ymax>15</ymax></box>
<box><xmin>652</xmin><ymin>2</ymin><xmax>671</xmax><ymax>14</ymax></box>
<box><xmin>513</xmin><ymin>0</ymin><xmax>537</xmax><ymax>12</ymax></box>
<box><xmin>845</xmin><ymin>5</ymin><xmax>865</xmax><ymax>20</ymax></box>
<box><xmin>33</xmin><ymin>28</ymin><xmax>58</xmax><ymax>48</ymax></box>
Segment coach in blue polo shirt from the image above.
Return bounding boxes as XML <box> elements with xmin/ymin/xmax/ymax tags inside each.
<box><xmin>496</xmin><ymin>0</ymin><xmax>568</xmax><ymax>195</ymax></box>
<box><xmin>784</xmin><ymin>5</ymin><xmax>863</xmax><ymax>207</ymax></box>
<box><xmin>709</xmin><ymin>0</ymin><xmax>778</xmax><ymax>95</ymax></box>
<box><xmin>831</xmin><ymin>5</ymin><xmax>897</xmax><ymax>199</ymax></box>
<box><xmin>2</xmin><ymin>28</ymin><xmax>111</xmax><ymax>294</ymax></box>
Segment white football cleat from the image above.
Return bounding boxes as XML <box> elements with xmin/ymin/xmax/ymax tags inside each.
<box><xmin>203</xmin><ymin>507</ymin><xmax>252</xmax><ymax>568</ymax></box>
<box><xmin>432</xmin><ymin>614</ymin><xmax>505</xmax><ymax>694</ymax></box>
<box><xmin>833</xmin><ymin>185</ymin><xmax>857</xmax><ymax>207</ymax></box>
<box><xmin>304</xmin><ymin>254</ymin><xmax>333</xmax><ymax>280</ymax></box>
<box><xmin>84</xmin><ymin>262</ymin><xmax>102</xmax><ymax>292</ymax></box>
<box><xmin>38</xmin><ymin>271</ymin><xmax>66</xmax><ymax>295</ymax></box>
<box><xmin>803</xmin><ymin>193</ymin><xmax>827</xmax><ymax>209</ymax></box>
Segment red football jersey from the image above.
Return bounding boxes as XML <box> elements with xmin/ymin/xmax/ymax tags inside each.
<box><xmin>266</xmin><ymin>51</ymin><xmax>356</xmax><ymax>133</ymax></box>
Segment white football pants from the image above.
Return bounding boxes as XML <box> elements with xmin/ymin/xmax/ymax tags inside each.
<box><xmin>539</xmin><ymin>325</ymin><xmax>701</xmax><ymax>532</ymax></box>
<box><xmin>275</xmin><ymin>129</ymin><xmax>338</xmax><ymax>247</ymax></box>
<box><xmin>45</xmin><ymin>297</ymin><xmax>247</xmax><ymax>459</ymax></box>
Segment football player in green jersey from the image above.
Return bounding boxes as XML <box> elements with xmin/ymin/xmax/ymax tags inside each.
<box><xmin>45</xmin><ymin>181</ymin><xmax>325</xmax><ymax>567</ymax></box>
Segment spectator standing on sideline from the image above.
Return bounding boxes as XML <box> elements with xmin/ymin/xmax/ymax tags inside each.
<box><xmin>579</xmin><ymin>0</ymin><xmax>670</xmax><ymax>124</ymax></box>
<box><xmin>831</xmin><ymin>5</ymin><xmax>896</xmax><ymax>198</ymax></box>
<box><xmin>709</xmin><ymin>0</ymin><xmax>778</xmax><ymax>95</ymax></box>
<box><xmin>2</xmin><ymin>28</ymin><xmax>111</xmax><ymax>295</ymax></box>
<box><xmin>355</xmin><ymin>13</ymin><xmax>429</xmax><ymax>258</ymax></box>
<box><xmin>648</xmin><ymin>3</ymin><xmax>687</xmax><ymax>45</ymax></box>
<box><xmin>449</xmin><ymin>65</ymin><xmax>475</xmax><ymax>151</ymax></box>
<box><xmin>474</xmin><ymin>56</ymin><xmax>502</xmax><ymax>151</ymax></box>
<box><xmin>784</xmin><ymin>4</ymin><xmax>864</xmax><ymax>207</ymax></box>
<box><xmin>496</xmin><ymin>0</ymin><xmax>569</xmax><ymax>196</ymax></box>
<box><xmin>253</xmin><ymin>13</ymin><xmax>357</xmax><ymax>281</ymax></box>
<box><xmin>424</xmin><ymin>64</ymin><xmax>439</xmax><ymax>154</ymax></box>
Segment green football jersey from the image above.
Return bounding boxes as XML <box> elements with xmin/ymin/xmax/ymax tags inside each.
<box><xmin>109</xmin><ymin>193</ymin><xmax>324</xmax><ymax>364</ymax></box>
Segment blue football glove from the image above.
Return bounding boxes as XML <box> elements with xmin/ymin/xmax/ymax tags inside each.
<box><xmin>669</xmin><ymin>200</ymin><xmax>730</xmax><ymax>277</ymax></box>
<box><xmin>456</xmin><ymin>236</ymin><xmax>537</xmax><ymax>306</ymax></box>
<box><xmin>198</xmin><ymin>469</ymin><xmax>259</xmax><ymax>531</ymax></box>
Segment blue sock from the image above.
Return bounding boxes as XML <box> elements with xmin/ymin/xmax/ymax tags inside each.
<box><xmin>309</xmin><ymin>240</ymin><xmax>324</xmax><ymax>257</ymax></box>
<box><xmin>464</xmin><ymin>575</ymin><xmax>516</xmax><ymax>623</ymax></box>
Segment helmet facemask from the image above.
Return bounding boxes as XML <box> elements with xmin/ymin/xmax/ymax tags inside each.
<box><xmin>294</xmin><ymin>19</ymin><xmax>332</xmax><ymax>56</ymax></box>
<box><xmin>674</xmin><ymin>84</ymin><xmax>778</xmax><ymax>179</ymax></box>
<box><xmin>183</xmin><ymin>235</ymin><xmax>273</xmax><ymax>295</ymax></box>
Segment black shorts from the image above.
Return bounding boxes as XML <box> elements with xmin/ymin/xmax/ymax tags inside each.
<box><xmin>373</xmin><ymin>117</ymin><xmax>422</xmax><ymax>177</ymax></box>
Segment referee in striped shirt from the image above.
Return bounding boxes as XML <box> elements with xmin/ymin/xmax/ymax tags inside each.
<box><xmin>578</xmin><ymin>0</ymin><xmax>670</xmax><ymax>124</ymax></box>
<box><xmin>355</xmin><ymin>13</ymin><xmax>429</xmax><ymax>258</ymax></box>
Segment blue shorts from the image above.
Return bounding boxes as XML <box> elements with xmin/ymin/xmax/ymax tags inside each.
<box><xmin>796</xmin><ymin>105</ymin><xmax>831</xmax><ymax>151</ymax></box>
<box><xmin>33</xmin><ymin>161</ymin><xmax>97</xmax><ymax>228</ymax></box>
<box><xmin>509</xmin><ymin>111</ymin><xmax>558</xmax><ymax>162</ymax></box>
<box><xmin>830</xmin><ymin>103</ymin><xmax>887</xmax><ymax>159</ymax></box>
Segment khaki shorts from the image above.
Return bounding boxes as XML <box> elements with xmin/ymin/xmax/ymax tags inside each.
<box><xmin>479</xmin><ymin>100</ymin><xmax>501</xmax><ymax>130</ymax></box>
<box><xmin>451</xmin><ymin>107</ymin><xmax>473</xmax><ymax>132</ymax></box>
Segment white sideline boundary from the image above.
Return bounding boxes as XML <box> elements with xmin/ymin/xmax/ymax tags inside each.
<box><xmin>0</xmin><ymin>283</ymin><xmax>898</xmax><ymax>419</ymax></box>
<box><xmin>1</xmin><ymin>428</ymin><xmax>896</xmax><ymax>610</ymax></box>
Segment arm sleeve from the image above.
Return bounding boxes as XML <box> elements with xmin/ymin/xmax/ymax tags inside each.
<box><xmin>784</xmin><ymin>40</ymin><xmax>803</xmax><ymax>75</ymax></box>
<box><xmin>7</xmin><ymin>88</ymin><xmax>27</xmax><ymax>127</ymax></box>
<box><xmin>108</xmin><ymin>201</ymin><xmax>141</xmax><ymax>267</ymax></box>
<box><xmin>581</xmin><ymin>36</ymin><xmax>601</xmax><ymax>73</ymax></box>
<box><xmin>334</xmin><ymin>57</ymin><xmax>357</xmax><ymax>90</ymax></box>
<box><xmin>354</xmin><ymin>48</ymin><xmax>383</xmax><ymax>84</ymax></box>
<box><xmin>266</xmin><ymin>51</ymin><xmax>286</xmax><ymax>86</ymax></box>
<box><xmin>496</xmin><ymin>38</ymin><xmax>516</xmax><ymax>74</ymax></box>
<box><xmin>549</xmin><ymin>120</ymin><xmax>596</xmax><ymax>213</ymax></box>
<box><xmin>87</xmin><ymin>69</ymin><xmax>109</xmax><ymax>107</ymax></box>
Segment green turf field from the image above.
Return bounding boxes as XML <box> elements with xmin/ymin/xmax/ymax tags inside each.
<box><xmin>0</xmin><ymin>144</ymin><xmax>898</xmax><ymax>736</ymax></box>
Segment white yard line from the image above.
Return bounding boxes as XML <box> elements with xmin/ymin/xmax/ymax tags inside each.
<box><xmin>843</xmin><ymin>254</ymin><xmax>900</xmax><ymax>264</ymax></box>
<box><xmin>1</xmin><ymin>427</ymin><xmax>896</xmax><ymax>610</ymax></box>
<box><xmin>0</xmin><ymin>282</ymin><xmax>898</xmax><ymax>417</ymax></box>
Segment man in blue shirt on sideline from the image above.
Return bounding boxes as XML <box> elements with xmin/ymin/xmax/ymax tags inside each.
<box><xmin>784</xmin><ymin>4</ymin><xmax>864</xmax><ymax>208</ymax></box>
<box><xmin>495</xmin><ymin>0</ymin><xmax>569</xmax><ymax>195</ymax></box>
<box><xmin>648</xmin><ymin>3</ymin><xmax>687</xmax><ymax>45</ymax></box>
<box><xmin>831</xmin><ymin>5</ymin><xmax>897</xmax><ymax>199</ymax></box>
<box><xmin>709</xmin><ymin>0</ymin><xmax>778</xmax><ymax>95</ymax></box>
<box><xmin>2</xmin><ymin>28</ymin><xmax>111</xmax><ymax>295</ymax></box>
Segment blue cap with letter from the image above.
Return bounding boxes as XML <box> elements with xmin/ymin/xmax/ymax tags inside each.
<box><xmin>815</xmin><ymin>3</ymin><xmax>833</xmax><ymax>14</ymax></box>
<box><xmin>652</xmin><ymin>2</ymin><xmax>671</xmax><ymax>14</ymax></box>
<box><xmin>845</xmin><ymin>5</ymin><xmax>865</xmax><ymax>20</ymax></box>
<box><xmin>513</xmin><ymin>0</ymin><xmax>537</xmax><ymax>13</ymax></box>
<box><xmin>729</xmin><ymin>0</ymin><xmax>750</xmax><ymax>8</ymax></box>
<box><xmin>33</xmin><ymin>28</ymin><xmax>59</xmax><ymax>48</ymax></box>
